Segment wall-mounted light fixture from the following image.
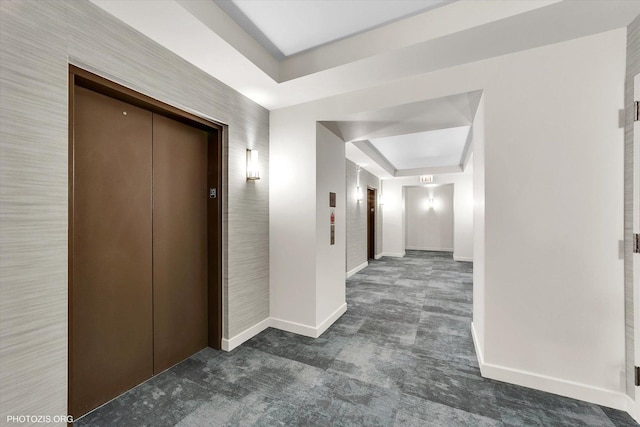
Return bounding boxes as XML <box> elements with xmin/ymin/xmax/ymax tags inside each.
<box><xmin>379</xmin><ymin>193</ymin><xmax>384</xmax><ymax>206</ymax></box>
<box><xmin>428</xmin><ymin>198</ymin><xmax>435</xmax><ymax>210</ymax></box>
<box><xmin>246</xmin><ymin>149</ymin><xmax>260</xmax><ymax>181</ymax></box>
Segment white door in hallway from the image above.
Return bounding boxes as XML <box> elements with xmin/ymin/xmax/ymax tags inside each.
<box><xmin>634</xmin><ymin>73</ymin><xmax>640</xmax><ymax>420</ymax></box>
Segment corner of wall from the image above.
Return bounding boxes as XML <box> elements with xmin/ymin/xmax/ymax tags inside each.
<box><xmin>472</xmin><ymin>94</ymin><xmax>486</xmax><ymax>359</ymax></box>
<box><xmin>315</xmin><ymin>123</ymin><xmax>346</xmax><ymax>327</ymax></box>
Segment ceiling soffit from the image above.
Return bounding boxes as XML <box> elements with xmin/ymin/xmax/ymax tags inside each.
<box><xmin>91</xmin><ymin>1</ymin><xmax>640</xmax><ymax>109</ymax></box>
<box><xmin>213</xmin><ymin>0</ymin><xmax>455</xmax><ymax>59</ymax></box>
<box><xmin>335</xmin><ymin>91</ymin><xmax>480</xmax><ymax>178</ymax></box>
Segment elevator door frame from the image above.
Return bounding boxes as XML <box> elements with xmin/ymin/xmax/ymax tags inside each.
<box><xmin>68</xmin><ymin>65</ymin><xmax>223</xmax><ymax>416</ymax></box>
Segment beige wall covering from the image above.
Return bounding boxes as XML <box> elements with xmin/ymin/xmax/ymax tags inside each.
<box><xmin>625</xmin><ymin>13</ymin><xmax>640</xmax><ymax>399</ymax></box>
<box><xmin>0</xmin><ymin>0</ymin><xmax>269</xmax><ymax>420</ymax></box>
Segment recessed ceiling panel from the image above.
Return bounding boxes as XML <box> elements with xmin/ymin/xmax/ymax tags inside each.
<box><xmin>216</xmin><ymin>0</ymin><xmax>453</xmax><ymax>57</ymax></box>
<box><xmin>370</xmin><ymin>126</ymin><xmax>470</xmax><ymax>170</ymax></box>
<box><xmin>322</xmin><ymin>90</ymin><xmax>480</xmax><ymax>143</ymax></box>
<box><xmin>345</xmin><ymin>143</ymin><xmax>393</xmax><ymax>179</ymax></box>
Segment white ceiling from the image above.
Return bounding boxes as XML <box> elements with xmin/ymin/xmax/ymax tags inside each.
<box><xmin>90</xmin><ymin>1</ymin><xmax>640</xmax><ymax>109</ymax></box>
<box><xmin>323</xmin><ymin>91</ymin><xmax>479</xmax><ymax>178</ymax></box>
<box><xmin>320</xmin><ymin>90</ymin><xmax>481</xmax><ymax>142</ymax></box>
<box><xmin>214</xmin><ymin>0</ymin><xmax>453</xmax><ymax>58</ymax></box>
<box><xmin>88</xmin><ymin>0</ymin><xmax>640</xmax><ymax>179</ymax></box>
<box><xmin>345</xmin><ymin>142</ymin><xmax>390</xmax><ymax>179</ymax></box>
<box><xmin>369</xmin><ymin>126</ymin><xmax>470</xmax><ymax>170</ymax></box>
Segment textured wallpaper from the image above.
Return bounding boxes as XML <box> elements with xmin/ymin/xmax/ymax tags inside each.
<box><xmin>625</xmin><ymin>14</ymin><xmax>640</xmax><ymax>399</ymax></box>
<box><xmin>0</xmin><ymin>0</ymin><xmax>269</xmax><ymax>419</ymax></box>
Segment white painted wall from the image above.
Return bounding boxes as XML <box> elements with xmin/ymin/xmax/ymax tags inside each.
<box><xmin>316</xmin><ymin>124</ymin><xmax>346</xmax><ymax>325</ymax></box>
<box><xmin>381</xmin><ymin>167</ymin><xmax>474</xmax><ymax>261</ymax></box>
<box><xmin>455</xmin><ymin>158</ymin><xmax>474</xmax><ymax>262</ymax></box>
<box><xmin>405</xmin><ymin>185</ymin><xmax>454</xmax><ymax>252</ymax></box>
<box><xmin>270</xmin><ymin>110</ymin><xmax>317</xmax><ymax>327</ymax></box>
<box><xmin>270</xmin><ymin>29</ymin><xmax>627</xmax><ymax>408</ymax></box>
<box><xmin>481</xmin><ymin>32</ymin><xmax>625</xmax><ymax>407</ymax></box>
<box><xmin>269</xmin><ymin>117</ymin><xmax>347</xmax><ymax>334</ymax></box>
<box><xmin>472</xmin><ymin>98</ymin><xmax>486</xmax><ymax>359</ymax></box>
<box><xmin>380</xmin><ymin>178</ymin><xmax>406</xmax><ymax>258</ymax></box>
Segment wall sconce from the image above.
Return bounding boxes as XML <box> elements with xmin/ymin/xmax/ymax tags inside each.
<box><xmin>379</xmin><ymin>193</ymin><xmax>384</xmax><ymax>205</ymax></box>
<box><xmin>428</xmin><ymin>198</ymin><xmax>434</xmax><ymax>210</ymax></box>
<box><xmin>356</xmin><ymin>186</ymin><xmax>363</xmax><ymax>202</ymax></box>
<box><xmin>246</xmin><ymin>149</ymin><xmax>260</xmax><ymax>181</ymax></box>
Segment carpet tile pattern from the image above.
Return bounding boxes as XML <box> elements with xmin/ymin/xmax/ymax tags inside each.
<box><xmin>76</xmin><ymin>251</ymin><xmax>636</xmax><ymax>426</ymax></box>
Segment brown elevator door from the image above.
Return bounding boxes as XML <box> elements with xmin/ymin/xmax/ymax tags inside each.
<box><xmin>367</xmin><ymin>188</ymin><xmax>376</xmax><ymax>260</ymax></box>
<box><xmin>152</xmin><ymin>114</ymin><xmax>208</xmax><ymax>373</ymax></box>
<box><xmin>71</xmin><ymin>86</ymin><xmax>154</xmax><ymax>417</ymax></box>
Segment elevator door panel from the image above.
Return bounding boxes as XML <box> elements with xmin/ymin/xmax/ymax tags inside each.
<box><xmin>153</xmin><ymin>114</ymin><xmax>208</xmax><ymax>373</ymax></box>
<box><xmin>71</xmin><ymin>86</ymin><xmax>153</xmax><ymax>417</ymax></box>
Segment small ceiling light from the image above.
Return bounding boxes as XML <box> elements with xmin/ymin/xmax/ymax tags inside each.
<box><xmin>246</xmin><ymin>149</ymin><xmax>260</xmax><ymax>181</ymax></box>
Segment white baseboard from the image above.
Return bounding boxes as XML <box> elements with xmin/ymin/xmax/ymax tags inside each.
<box><xmin>221</xmin><ymin>317</ymin><xmax>271</xmax><ymax>351</ymax></box>
<box><xmin>405</xmin><ymin>246</ymin><xmax>453</xmax><ymax>252</ymax></box>
<box><xmin>471</xmin><ymin>322</ymin><xmax>628</xmax><ymax>411</ymax></box>
<box><xmin>223</xmin><ymin>304</ymin><xmax>349</xmax><ymax>349</ymax></box>
<box><xmin>626</xmin><ymin>395</ymin><xmax>637</xmax><ymax>422</ymax></box>
<box><xmin>346</xmin><ymin>261</ymin><xmax>368</xmax><ymax>278</ymax></box>
<box><xmin>270</xmin><ymin>316</ymin><xmax>318</xmax><ymax>337</ymax></box>
<box><xmin>381</xmin><ymin>251</ymin><xmax>405</xmax><ymax>258</ymax></box>
<box><xmin>271</xmin><ymin>303</ymin><xmax>348</xmax><ymax>338</ymax></box>
<box><xmin>454</xmin><ymin>255</ymin><xmax>473</xmax><ymax>262</ymax></box>
<box><xmin>374</xmin><ymin>253</ymin><xmax>383</xmax><ymax>260</ymax></box>
<box><xmin>471</xmin><ymin>322</ymin><xmax>485</xmax><ymax>373</ymax></box>
<box><xmin>315</xmin><ymin>303</ymin><xmax>348</xmax><ymax>337</ymax></box>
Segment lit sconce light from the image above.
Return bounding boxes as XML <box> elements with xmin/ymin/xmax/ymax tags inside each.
<box><xmin>428</xmin><ymin>198</ymin><xmax>435</xmax><ymax>210</ymax></box>
<box><xmin>246</xmin><ymin>149</ymin><xmax>260</xmax><ymax>181</ymax></box>
<box><xmin>356</xmin><ymin>186</ymin><xmax>363</xmax><ymax>202</ymax></box>
<box><xmin>379</xmin><ymin>193</ymin><xmax>384</xmax><ymax>205</ymax></box>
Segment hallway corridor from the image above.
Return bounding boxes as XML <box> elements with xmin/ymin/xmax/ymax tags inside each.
<box><xmin>76</xmin><ymin>252</ymin><xmax>634</xmax><ymax>426</ymax></box>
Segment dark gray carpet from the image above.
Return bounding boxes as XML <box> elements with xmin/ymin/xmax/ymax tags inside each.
<box><xmin>75</xmin><ymin>250</ymin><xmax>637</xmax><ymax>426</ymax></box>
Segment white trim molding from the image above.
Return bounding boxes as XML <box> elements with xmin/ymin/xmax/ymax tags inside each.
<box><xmin>222</xmin><ymin>304</ymin><xmax>348</xmax><ymax>351</ymax></box>
<box><xmin>626</xmin><ymin>395</ymin><xmax>637</xmax><ymax>423</ymax></box>
<box><xmin>346</xmin><ymin>261</ymin><xmax>368</xmax><ymax>278</ymax></box>
<box><xmin>405</xmin><ymin>246</ymin><xmax>453</xmax><ymax>252</ymax></box>
<box><xmin>272</xmin><ymin>303</ymin><xmax>348</xmax><ymax>338</ymax></box>
<box><xmin>381</xmin><ymin>251</ymin><xmax>406</xmax><ymax>258</ymax></box>
<box><xmin>315</xmin><ymin>303</ymin><xmax>348</xmax><ymax>337</ymax></box>
<box><xmin>270</xmin><ymin>317</ymin><xmax>317</xmax><ymax>337</ymax></box>
<box><xmin>471</xmin><ymin>321</ymin><xmax>484</xmax><ymax>370</ymax></box>
<box><xmin>454</xmin><ymin>255</ymin><xmax>473</xmax><ymax>262</ymax></box>
<box><xmin>375</xmin><ymin>253</ymin><xmax>383</xmax><ymax>260</ymax></box>
<box><xmin>221</xmin><ymin>317</ymin><xmax>271</xmax><ymax>351</ymax></box>
<box><xmin>472</xmin><ymin>323</ymin><xmax>629</xmax><ymax>412</ymax></box>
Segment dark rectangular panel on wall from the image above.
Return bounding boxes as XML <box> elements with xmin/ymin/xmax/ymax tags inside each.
<box><xmin>71</xmin><ymin>86</ymin><xmax>154</xmax><ymax>417</ymax></box>
<box><xmin>152</xmin><ymin>114</ymin><xmax>208</xmax><ymax>373</ymax></box>
<box><xmin>367</xmin><ymin>188</ymin><xmax>376</xmax><ymax>260</ymax></box>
